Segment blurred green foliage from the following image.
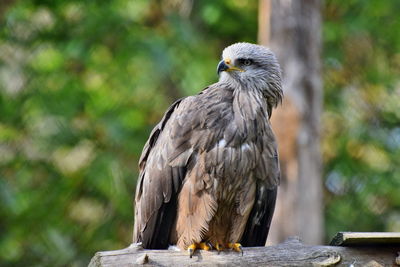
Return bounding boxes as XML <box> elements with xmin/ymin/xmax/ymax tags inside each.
<box><xmin>0</xmin><ymin>0</ymin><xmax>257</xmax><ymax>266</ymax></box>
<box><xmin>0</xmin><ymin>0</ymin><xmax>399</xmax><ymax>266</ymax></box>
<box><xmin>323</xmin><ymin>0</ymin><xmax>400</xmax><ymax>239</ymax></box>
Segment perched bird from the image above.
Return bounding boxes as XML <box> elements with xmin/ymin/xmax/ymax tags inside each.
<box><xmin>133</xmin><ymin>42</ymin><xmax>282</xmax><ymax>257</ymax></box>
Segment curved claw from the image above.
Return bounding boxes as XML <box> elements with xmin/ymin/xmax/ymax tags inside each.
<box><xmin>215</xmin><ymin>243</ymin><xmax>223</xmax><ymax>254</ymax></box>
<box><xmin>188</xmin><ymin>244</ymin><xmax>196</xmax><ymax>258</ymax></box>
<box><xmin>188</xmin><ymin>242</ymin><xmax>212</xmax><ymax>258</ymax></box>
<box><xmin>188</xmin><ymin>248</ymin><xmax>194</xmax><ymax>258</ymax></box>
<box><xmin>237</xmin><ymin>244</ymin><xmax>243</xmax><ymax>256</ymax></box>
<box><xmin>228</xmin><ymin>243</ymin><xmax>243</xmax><ymax>256</ymax></box>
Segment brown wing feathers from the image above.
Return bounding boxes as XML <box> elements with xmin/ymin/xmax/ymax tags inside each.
<box><xmin>133</xmin><ymin>98</ymin><xmax>187</xmax><ymax>248</ymax></box>
<box><xmin>134</xmin><ymin>83</ymin><xmax>280</xmax><ymax>249</ymax></box>
<box><xmin>240</xmin><ymin>186</ymin><xmax>278</xmax><ymax>246</ymax></box>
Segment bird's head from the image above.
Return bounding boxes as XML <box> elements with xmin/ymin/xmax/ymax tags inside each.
<box><xmin>217</xmin><ymin>42</ymin><xmax>283</xmax><ymax>106</ymax></box>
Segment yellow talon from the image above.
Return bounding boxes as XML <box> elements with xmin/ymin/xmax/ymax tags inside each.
<box><xmin>188</xmin><ymin>242</ymin><xmax>241</xmax><ymax>257</ymax></box>
<box><xmin>198</xmin><ymin>242</ymin><xmax>211</xmax><ymax>251</ymax></box>
<box><xmin>188</xmin><ymin>244</ymin><xmax>197</xmax><ymax>258</ymax></box>
<box><xmin>215</xmin><ymin>243</ymin><xmax>223</xmax><ymax>254</ymax></box>
<box><xmin>228</xmin><ymin>243</ymin><xmax>243</xmax><ymax>256</ymax></box>
<box><xmin>188</xmin><ymin>242</ymin><xmax>212</xmax><ymax>258</ymax></box>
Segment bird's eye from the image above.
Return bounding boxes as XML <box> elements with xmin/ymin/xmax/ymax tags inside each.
<box><xmin>240</xmin><ymin>58</ymin><xmax>252</xmax><ymax>66</ymax></box>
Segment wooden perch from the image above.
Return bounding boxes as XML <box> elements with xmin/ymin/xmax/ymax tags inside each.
<box><xmin>89</xmin><ymin>233</ymin><xmax>400</xmax><ymax>267</ymax></box>
<box><xmin>330</xmin><ymin>232</ymin><xmax>400</xmax><ymax>246</ymax></box>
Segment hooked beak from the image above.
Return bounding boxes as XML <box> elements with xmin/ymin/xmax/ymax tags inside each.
<box><xmin>217</xmin><ymin>60</ymin><xmax>229</xmax><ymax>75</ymax></box>
<box><xmin>217</xmin><ymin>59</ymin><xmax>244</xmax><ymax>75</ymax></box>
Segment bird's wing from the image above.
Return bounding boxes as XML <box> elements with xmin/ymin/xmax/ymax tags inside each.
<box><xmin>240</xmin><ymin>122</ymin><xmax>280</xmax><ymax>246</ymax></box>
<box><xmin>133</xmin><ymin>86</ymin><xmax>224</xmax><ymax>249</ymax></box>
<box><xmin>133</xmin><ymin>97</ymin><xmax>187</xmax><ymax>249</ymax></box>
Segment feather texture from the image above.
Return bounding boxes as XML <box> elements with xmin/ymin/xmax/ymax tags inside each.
<box><xmin>133</xmin><ymin>42</ymin><xmax>282</xmax><ymax>250</ymax></box>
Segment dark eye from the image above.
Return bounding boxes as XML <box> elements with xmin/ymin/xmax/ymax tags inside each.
<box><xmin>243</xmin><ymin>59</ymin><xmax>252</xmax><ymax>66</ymax></box>
<box><xmin>239</xmin><ymin>58</ymin><xmax>252</xmax><ymax>66</ymax></box>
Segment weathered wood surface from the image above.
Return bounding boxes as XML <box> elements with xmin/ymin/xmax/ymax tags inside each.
<box><xmin>89</xmin><ymin>236</ymin><xmax>400</xmax><ymax>267</ymax></box>
<box><xmin>330</xmin><ymin>232</ymin><xmax>400</xmax><ymax>246</ymax></box>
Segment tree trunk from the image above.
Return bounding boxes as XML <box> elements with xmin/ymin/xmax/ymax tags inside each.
<box><xmin>259</xmin><ymin>0</ymin><xmax>323</xmax><ymax>245</ymax></box>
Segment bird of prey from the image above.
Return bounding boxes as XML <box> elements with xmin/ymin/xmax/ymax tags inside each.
<box><xmin>133</xmin><ymin>42</ymin><xmax>282</xmax><ymax>257</ymax></box>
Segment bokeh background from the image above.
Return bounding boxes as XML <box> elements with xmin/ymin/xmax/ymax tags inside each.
<box><xmin>0</xmin><ymin>0</ymin><xmax>399</xmax><ymax>266</ymax></box>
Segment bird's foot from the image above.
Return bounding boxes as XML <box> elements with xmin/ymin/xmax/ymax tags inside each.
<box><xmin>187</xmin><ymin>242</ymin><xmax>212</xmax><ymax>258</ymax></box>
<box><xmin>227</xmin><ymin>243</ymin><xmax>243</xmax><ymax>256</ymax></box>
<box><xmin>215</xmin><ymin>242</ymin><xmax>223</xmax><ymax>254</ymax></box>
<box><xmin>188</xmin><ymin>242</ymin><xmax>242</xmax><ymax>257</ymax></box>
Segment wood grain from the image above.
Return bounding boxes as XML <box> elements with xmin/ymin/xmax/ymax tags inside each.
<box><xmin>88</xmin><ymin>236</ymin><xmax>400</xmax><ymax>267</ymax></box>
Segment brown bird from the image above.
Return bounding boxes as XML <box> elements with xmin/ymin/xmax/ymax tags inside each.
<box><xmin>133</xmin><ymin>42</ymin><xmax>282</xmax><ymax>257</ymax></box>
